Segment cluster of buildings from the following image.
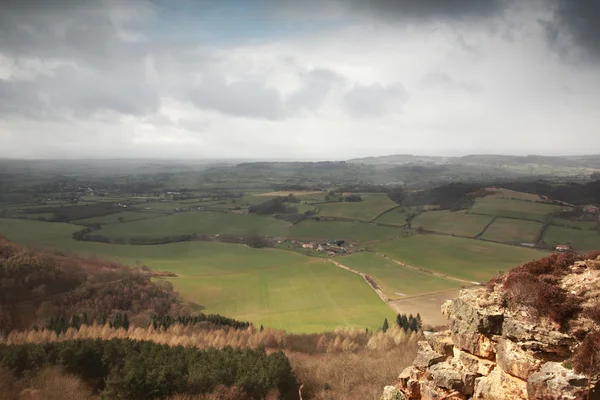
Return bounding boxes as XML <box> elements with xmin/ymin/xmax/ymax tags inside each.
<box><xmin>300</xmin><ymin>240</ymin><xmax>351</xmax><ymax>256</ymax></box>
<box><xmin>583</xmin><ymin>205</ymin><xmax>599</xmax><ymax>214</ymax></box>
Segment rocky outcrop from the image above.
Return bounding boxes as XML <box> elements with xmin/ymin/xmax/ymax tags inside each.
<box><xmin>392</xmin><ymin>253</ymin><xmax>600</xmax><ymax>400</ymax></box>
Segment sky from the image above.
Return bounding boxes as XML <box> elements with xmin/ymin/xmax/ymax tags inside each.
<box><xmin>0</xmin><ymin>0</ymin><xmax>599</xmax><ymax>160</ymax></box>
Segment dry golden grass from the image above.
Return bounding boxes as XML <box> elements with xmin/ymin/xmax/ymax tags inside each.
<box><xmin>0</xmin><ymin>367</ymin><xmax>92</xmax><ymax>400</ymax></box>
<box><xmin>290</xmin><ymin>344</ymin><xmax>417</xmax><ymax>400</ymax></box>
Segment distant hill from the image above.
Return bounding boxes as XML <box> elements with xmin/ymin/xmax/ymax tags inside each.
<box><xmin>349</xmin><ymin>153</ymin><xmax>600</xmax><ymax>168</ymax></box>
<box><xmin>348</xmin><ymin>154</ymin><xmax>600</xmax><ymax>179</ymax></box>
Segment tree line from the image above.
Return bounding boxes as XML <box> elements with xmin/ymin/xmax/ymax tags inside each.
<box><xmin>382</xmin><ymin>313</ymin><xmax>423</xmax><ymax>333</ymax></box>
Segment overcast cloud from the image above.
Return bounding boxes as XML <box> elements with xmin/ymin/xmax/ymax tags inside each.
<box><xmin>0</xmin><ymin>0</ymin><xmax>600</xmax><ymax>159</ymax></box>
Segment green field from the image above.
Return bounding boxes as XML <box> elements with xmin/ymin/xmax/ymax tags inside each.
<box><xmin>0</xmin><ymin>218</ymin><xmax>394</xmax><ymax>332</ymax></box>
<box><xmin>338</xmin><ymin>252</ymin><xmax>459</xmax><ymax>299</ymax></box>
<box><xmin>547</xmin><ymin>217</ymin><xmax>599</xmax><ymax>230</ymax></box>
<box><xmin>374</xmin><ymin>207</ymin><xmax>409</xmax><ymax>226</ymax></box>
<box><xmin>481</xmin><ymin>217</ymin><xmax>543</xmax><ymax>244</ymax></box>
<box><xmin>411</xmin><ymin>210</ymin><xmax>493</xmax><ymax>237</ymax></box>
<box><xmin>75</xmin><ymin>211</ymin><xmax>165</xmax><ymax>225</ymax></box>
<box><xmin>92</xmin><ymin>211</ymin><xmax>401</xmax><ymax>242</ymax></box>
<box><xmin>470</xmin><ymin>197</ymin><xmax>569</xmax><ymax>221</ymax></box>
<box><xmin>542</xmin><ymin>225</ymin><xmax>600</xmax><ymax>251</ymax></box>
<box><xmin>317</xmin><ymin>194</ymin><xmax>398</xmax><ymax>221</ymax></box>
<box><xmin>375</xmin><ymin>234</ymin><xmax>547</xmax><ymax>282</ymax></box>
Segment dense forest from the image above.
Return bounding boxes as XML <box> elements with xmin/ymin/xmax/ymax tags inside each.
<box><xmin>0</xmin><ymin>339</ymin><xmax>298</xmax><ymax>399</ymax></box>
<box><xmin>0</xmin><ymin>237</ymin><xmax>181</xmax><ymax>333</ymax></box>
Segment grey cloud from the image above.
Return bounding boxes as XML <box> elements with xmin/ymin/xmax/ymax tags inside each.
<box><xmin>347</xmin><ymin>0</ymin><xmax>506</xmax><ymax>20</ymax></box>
<box><xmin>545</xmin><ymin>0</ymin><xmax>600</xmax><ymax>60</ymax></box>
<box><xmin>286</xmin><ymin>68</ymin><xmax>346</xmax><ymax>112</ymax></box>
<box><xmin>343</xmin><ymin>83</ymin><xmax>408</xmax><ymax>116</ymax></box>
<box><xmin>421</xmin><ymin>73</ymin><xmax>483</xmax><ymax>94</ymax></box>
<box><xmin>188</xmin><ymin>77</ymin><xmax>283</xmax><ymax>120</ymax></box>
<box><xmin>0</xmin><ymin>63</ymin><xmax>159</xmax><ymax>119</ymax></box>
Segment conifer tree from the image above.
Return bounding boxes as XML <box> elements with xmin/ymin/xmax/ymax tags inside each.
<box><xmin>382</xmin><ymin>318</ymin><xmax>389</xmax><ymax>333</ymax></box>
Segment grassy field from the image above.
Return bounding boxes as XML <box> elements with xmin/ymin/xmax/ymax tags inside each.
<box><xmin>469</xmin><ymin>197</ymin><xmax>569</xmax><ymax>221</ymax></box>
<box><xmin>375</xmin><ymin>234</ymin><xmax>547</xmax><ymax>282</ymax></box>
<box><xmin>75</xmin><ymin>211</ymin><xmax>165</xmax><ymax>225</ymax></box>
<box><xmin>0</xmin><ymin>218</ymin><xmax>394</xmax><ymax>332</ymax></box>
<box><xmin>338</xmin><ymin>252</ymin><xmax>459</xmax><ymax>299</ymax></box>
<box><xmin>317</xmin><ymin>194</ymin><xmax>398</xmax><ymax>221</ymax></box>
<box><xmin>542</xmin><ymin>225</ymin><xmax>600</xmax><ymax>251</ymax></box>
<box><xmin>374</xmin><ymin>208</ymin><xmax>409</xmax><ymax>226</ymax></box>
<box><xmin>547</xmin><ymin>217</ymin><xmax>599</xmax><ymax>230</ymax></box>
<box><xmin>256</xmin><ymin>191</ymin><xmax>324</xmax><ymax>197</ymax></box>
<box><xmin>92</xmin><ymin>211</ymin><xmax>402</xmax><ymax>242</ymax></box>
<box><xmin>481</xmin><ymin>217</ymin><xmax>543</xmax><ymax>244</ymax></box>
<box><xmin>411</xmin><ymin>210</ymin><xmax>493</xmax><ymax>237</ymax></box>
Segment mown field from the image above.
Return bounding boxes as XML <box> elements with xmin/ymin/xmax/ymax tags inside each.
<box><xmin>481</xmin><ymin>217</ymin><xmax>543</xmax><ymax>244</ymax></box>
<box><xmin>92</xmin><ymin>211</ymin><xmax>402</xmax><ymax>242</ymax></box>
<box><xmin>411</xmin><ymin>211</ymin><xmax>492</xmax><ymax>237</ymax></box>
<box><xmin>542</xmin><ymin>225</ymin><xmax>600</xmax><ymax>251</ymax></box>
<box><xmin>317</xmin><ymin>194</ymin><xmax>398</xmax><ymax>221</ymax></box>
<box><xmin>0</xmin><ymin>218</ymin><xmax>394</xmax><ymax>332</ymax></box>
<box><xmin>375</xmin><ymin>234</ymin><xmax>547</xmax><ymax>282</ymax></box>
<box><xmin>469</xmin><ymin>197</ymin><xmax>569</xmax><ymax>221</ymax></box>
<box><xmin>337</xmin><ymin>252</ymin><xmax>459</xmax><ymax>299</ymax></box>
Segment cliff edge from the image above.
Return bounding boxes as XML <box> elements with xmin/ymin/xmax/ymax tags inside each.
<box><xmin>388</xmin><ymin>252</ymin><xmax>600</xmax><ymax>400</ymax></box>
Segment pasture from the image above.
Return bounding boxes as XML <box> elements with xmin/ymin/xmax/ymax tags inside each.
<box><xmin>542</xmin><ymin>225</ymin><xmax>600</xmax><ymax>252</ymax></box>
<box><xmin>0</xmin><ymin>218</ymin><xmax>394</xmax><ymax>332</ymax></box>
<box><xmin>338</xmin><ymin>252</ymin><xmax>459</xmax><ymax>299</ymax></box>
<box><xmin>411</xmin><ymin>210</ymin><xmax>492</xmax><ymax>237</ymax></box>
<box><xmin>481</xmin><ymin>217</ymin><xmax>543</xmax><ymax>244</ymax></box>
<box><xmin>374</xmin><ymin>207</ymin><xmax>409</xmax><ymax>226</ymax></box>
<box><xmin>256</xmin><ymin>190</ymin><xmax>324</xmax><ymax>197</ymax></box>
<box><xmin>375</xmin><ymin>234</ymin><xmax>547</xmax><ymax>282</ymax></box>
<box><xmin>75</xmin><ymin>210</ymin><xmax>165</xmax><ymax>225</ymax></box>
<box><xmin>92</xmin><ymin>211</ymin><xmax>402</xmax><ymax>242</ymax></box>
<box><xmin>469</xmin><ymin>197</ymin><xmax>569</xmax><ymax>221</ymax></box>
<box><xmin>316</xmin><ymin>194</ymin><xmax>398</xmax><ymax>221</ymax></box>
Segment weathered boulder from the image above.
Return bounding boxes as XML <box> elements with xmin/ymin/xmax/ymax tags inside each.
<box><xmin>495</xmin><ymin>338</ymin><xmax>543</xmax><ymax>380</ymax></box>
<box><xmin>414</xmin><ymin>341</ymin><xmax>445</xmax><ymax>369</ymax></box>
<box><xmin>472</xmin><ymin>369</ymin><xmax>528</xmax><ymax>400</ymax></box>
<box><xmin>449</xmin><ymin>318</ymin><xmax>496</xmax><ymax>359</ymax></box>
<box><xmin>527</xmin><ymin>362</ymin><xmax>589</xmax><ymax>400</ymax></box>
<box><xmin>424</xmin><ymin>331</ymin><xmax>454</xmax><ymax>358</ymax></box>
<box><xmin>381</xmin><ymin>385</ymin><xmax>405</xmax><ymax>400</ymax></box>
<box><xmin>398</xmin><ymin>367</ymin><xmax>422</xmax><ymax>399</ymax></box>
<box><xmin>502</xmin><ymin>318</ymin><xmax>574</xmax><ymax>357</ymax></box>
<box><xmin>449</xmin><ymin>292</ymin><xmax>504</xmax><ymax>335</ymax></box>
<box><xmin>420</xmin><ymin>381</ymin><xmax>466</xmax><ymax>400</ymax></box>
<box><xmin>429</xmin><ymin>362</ymin><xmax>463</xmax><ymax>392</ymax></box>
<box><xmin>455</xmin><ymin>348</ymin><xmax>496</xmax><ymax>376</ymax></box>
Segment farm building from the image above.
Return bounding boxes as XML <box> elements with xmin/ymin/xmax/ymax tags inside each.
<box><xmin>555</xmin><ymin>244</ymin><xmax>570</xmax><ymax>252</ymax></box>
<box><xmin>583</xmin><ymin>205</ymin><xmax>599</xmax><ymax>214</ymax></box>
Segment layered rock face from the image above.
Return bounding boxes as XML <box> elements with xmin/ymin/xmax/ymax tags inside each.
<box><xmin>394</xmin><ymin>254</ymin><xmax>600</xmax><ymax>400</ymax></box>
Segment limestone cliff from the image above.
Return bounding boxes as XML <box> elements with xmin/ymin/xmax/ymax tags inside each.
<box><xmin>389</xmin><ymin>252</ymin><xmax>600</xmax><ymax>400</ymax></box>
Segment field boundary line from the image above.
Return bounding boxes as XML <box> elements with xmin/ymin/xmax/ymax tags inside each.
<box><xmin>475</xmin><ymin>215</ymin><xmax>498</xmax><ymax>238</ymax></box>
<box><xmin>376</xmin><ymin>253</ymin><xmax>479</xmax><ymax>285</ymax></box>
<box><xmin>370</xmin><ymin>205</ymin><xmax>402</xmax><ymax>223</ymax></box>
